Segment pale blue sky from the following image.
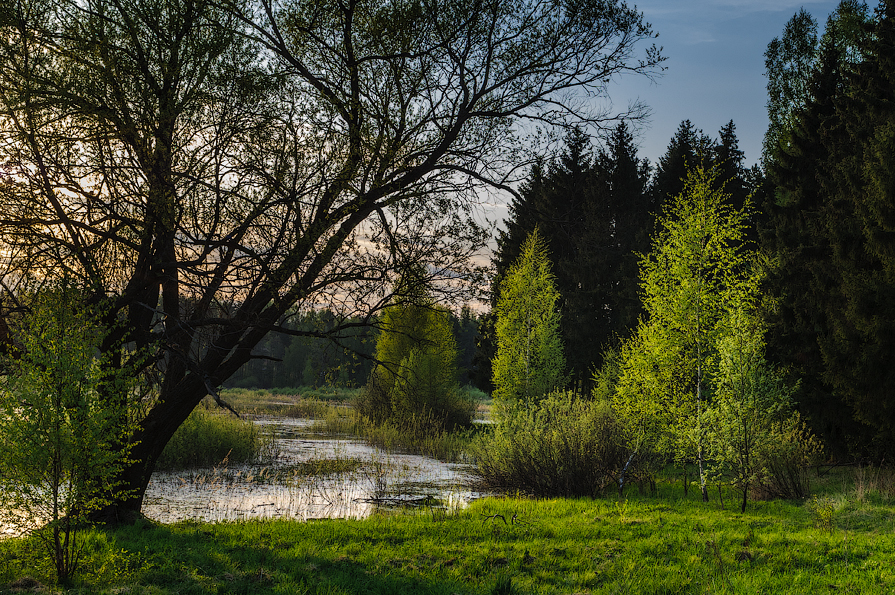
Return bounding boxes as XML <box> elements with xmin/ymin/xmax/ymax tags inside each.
<box><xmin>612</xmin><ymin>0</ymin><xmax>843</xmax><ymax>168</ymax></box>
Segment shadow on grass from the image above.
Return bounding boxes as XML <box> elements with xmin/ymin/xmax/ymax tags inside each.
<box><xmin>104</xmin><ymin>518</ymin><xmax>480</xmax><ymax>595</ymax></box>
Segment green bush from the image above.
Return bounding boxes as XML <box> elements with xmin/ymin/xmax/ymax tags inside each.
<box><xmin>156</xmin><ymin>407</ymin><xmax>273</xmax><ymax>470</ymax></box>
<box><xmin>470</xmin><ymin>391</ymin><xmax>630</xmax><ymax>496</ymax></box>
<box><xmin>753</xmin><ymin>413</ymin><xmax>822</xmax><ymax>500</ymax></box>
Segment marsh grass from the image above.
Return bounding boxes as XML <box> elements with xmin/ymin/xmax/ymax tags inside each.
<box><xmin>165</xmin><ymin>457</ymin><xmax>366</xmax><ymax>489</ymax></box>
<box><xmin>310</xmin><ymin>406</ymin><xmax>478</xmax><ymax>463</ymax></box>
<box><xmin>4</xmin><ymin>476</ymin><xmax>895</xmax><ymax>594</ymax></box>
<box><xmin>220</xmin><ymin>386</ymin><xmax>359</xmax><ymax>417</ymax></box>
<box><xmin>156</xmin><ymin>406</ymin><xmax>277</xmax><ymax>470</ymax></box>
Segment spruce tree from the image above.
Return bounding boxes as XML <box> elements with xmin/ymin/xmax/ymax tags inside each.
<box><xmin>759</xmin><ymin>5</ymin><xmax>889</xmax><ymax>456</ymax></box>
<box><xmin>488</xmin><ymin>126</ymin><xmax>652</xmax><ymax>388</ymax></box>
<box><xmin>820</xmin><ymin>1</ymin><xmax>895</xmax><ymax>448</ymax></box>
<box><xmin>650</xmin><ymin>120</ymin><xmax>713</xmax><ymax>214</ymax></box>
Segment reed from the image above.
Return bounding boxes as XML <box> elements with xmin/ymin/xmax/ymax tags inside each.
<box><xmin>155</xmin><ymin>406</ymin><xmax>276</xmax><ymax>470</ymax></box>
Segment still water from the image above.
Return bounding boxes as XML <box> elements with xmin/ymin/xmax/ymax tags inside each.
<box><xmin>142</xmin><ymin>417</ymin><xmax>481</xmax><ymax>524</ymax></box>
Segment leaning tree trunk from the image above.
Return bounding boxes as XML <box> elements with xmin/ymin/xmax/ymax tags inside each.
<box><xmin>91</xmin><ymin>374</ymin><xmax>209</xmax><ymax>523</ymax></box>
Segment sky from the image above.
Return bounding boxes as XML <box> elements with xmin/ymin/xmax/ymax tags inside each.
<box><xmin>483</xmin><ymin>1</ymin><xmax>845</xmax><ymax>236</ymax></box>
<box><xmin>610</xmin><ymin>0</ymin><xmax>844</xmax><ymax>168</ymax></box>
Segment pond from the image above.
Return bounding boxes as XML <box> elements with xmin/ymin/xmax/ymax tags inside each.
<box><xmin>141</xmin><ymin>417</ymin><xmax>483</xmax><ymax>524</ymax></box>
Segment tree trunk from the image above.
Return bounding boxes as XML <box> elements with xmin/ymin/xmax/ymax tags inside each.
<box><xmin>90</xmin><ymin>375</ymin><xmax>207</xmax><ymax>524</ymax></box>
<box><xmin>618</xmin><ymin>452</ymin><xmax>636</xmax><ymax>495</ymax></box>
<box><xmin>698</xmin><ymin>446</ymin><xmax>709</xmax><ymax>502</ymax></box>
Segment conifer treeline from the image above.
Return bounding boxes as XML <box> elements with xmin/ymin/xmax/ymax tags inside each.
<box><xmin>482</xmin><ymin>119</ymin><xmax>760</xmax><ymax>389</ymax></box>
<box><xmin>226</xmin><ymin>307</ymin><xmax>480</xmax><ymax>390</ymax></box>
<box><xmin>759</xmin><ymin>0</ymin><xmax>895</xmax><ymax>458</ymax></box>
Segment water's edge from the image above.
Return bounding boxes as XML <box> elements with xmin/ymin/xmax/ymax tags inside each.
<box><xmin>142</xmin><ymin>416</ymin><xmax>483</xmax><ymax>524</ymax></box>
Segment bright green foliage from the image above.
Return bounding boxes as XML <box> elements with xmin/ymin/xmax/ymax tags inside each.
<box><xmin>0</xmin><ymin>287</ymin><xmax>135</xmax><ymax>585</ymax></box>
<box><xmin>612</xmin><ymin>317</ymin><xmax>686</xmax><ymax>466</ymax></box>
<box><xmin>706</xmin><ymin>307</ymin><xmax>805</xmax><ymax>512</ymax></box>
<box><xmin>492</xmin><ymin>229</ymin><xmax>566</xmax><ymax>403</ymax></box>
<box><xmin>614</xmin><ymin>165</ymin><xmax>756</xmax><ymax>501</ymax></box>
<box><xmin>360</xmin><ymin>272</ymin><xmax>470</xmax><ymax>430</ymax></box>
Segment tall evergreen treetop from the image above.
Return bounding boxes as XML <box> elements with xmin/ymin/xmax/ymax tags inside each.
<box><xmin>487</xmin><ymin>125</ymin><xmax>652</xmax><ymax>388</ymax></box>
<box><xmin>760</xmin><ymin>1</ymin><xmax>895</xmax><ymax>457</ymax></box>
<box><xmin>650</xmin><ymin>120</ymin><xmax>714</xmax><ymax>214</ymax></box>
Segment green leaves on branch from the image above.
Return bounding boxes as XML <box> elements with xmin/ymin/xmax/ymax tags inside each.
<box><xmin>707</xmin><ymin>307</ymin><xmax>818</xmax><ymax>511</ymax></box>
<box><xmin>0</xmin><ymin>287</ymin><xmax>138</xmax><ymax>584</ymax></box>
<box><xmin>471</xmin><ymin>391</ymin><xmax>628</xmax><ymax>497</ymax></box>
<box><xmin>612</xmin><ymin>165</ymin><xmax>814</xmax><ymax>508</ymax></box>
<box><xmin>615</xmin><ymin>165</ymin><xmax>756</xmax><ymax>458</ymax></box>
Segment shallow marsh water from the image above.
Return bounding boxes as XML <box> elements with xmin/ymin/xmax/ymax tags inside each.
<box><xmin>142</xmin><ymin>416</ymin><xmax>481</xmax><ymax>524</ymax></box>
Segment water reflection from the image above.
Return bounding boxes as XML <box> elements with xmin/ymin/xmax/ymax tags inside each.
<box><xmin>142</xmin><ymin>417</ymin><xmax>480</xmax><ymax>524</ymax></box>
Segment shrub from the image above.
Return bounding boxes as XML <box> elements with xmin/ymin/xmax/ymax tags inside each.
<box><xmin>0</xmin><ymin>286</ymin><xmax>139</xmax><ymax>585</ymax></box>
<box><xmin>156</xmin><ymin>407</ymin><xmax>273</xmax><ymax>470</ymax></box>
<box><xmin>470</xmin><ymin>391</ymin><xmax>629</xmax><ymax>497</ymax></box>
<box><xmin>752</xmin><ymin>413</ymin><xmax>822</xmax><ymax>500</ymax></box>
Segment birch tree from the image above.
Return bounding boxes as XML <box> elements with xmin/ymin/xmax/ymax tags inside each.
<box><xmin>614</xmin><ymin>165</ymin><xmax>756</xmax><ymax>501</ymax></box>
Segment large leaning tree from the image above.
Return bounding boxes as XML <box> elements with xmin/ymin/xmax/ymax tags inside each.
<box><xmin>0</xmin><ymin>0</ymin><xmax>663</xmax><ymax>519</ymax></box>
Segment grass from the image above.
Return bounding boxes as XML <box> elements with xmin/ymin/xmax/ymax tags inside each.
<box><xmin>3</xmin><ymin>469</ymin><xmax>895</xmax><ymax>594</ymax></box>
<box><xmin>156</xmin><ymin>406</ymin><xmax>277</xmax><ymax>470</ymax></box>
<box><xmin>220</xmin><ymin>387</ymin><xmax>359</xmax><ymax>418</ymax></box>
<box><xmin>310</xmin><ymin>406</ymin><xmax>480</xmax><ymax>463</ymax></box>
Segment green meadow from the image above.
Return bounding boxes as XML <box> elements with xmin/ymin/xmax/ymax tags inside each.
<box><xmin>2</xmin><ymin>468</ymin><xmax>894</xmax><ymax>594</ymax></box>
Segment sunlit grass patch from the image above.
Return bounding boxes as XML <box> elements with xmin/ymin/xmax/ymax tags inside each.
<box><xmin>4</xmin><ymin>484</ymin><xmax>895</xmax><ymax>593</ymax></box>
<box><xmin>219</xmin><ymin>386</ymin><xmax>358</xmax><ymax>418</ymax></box>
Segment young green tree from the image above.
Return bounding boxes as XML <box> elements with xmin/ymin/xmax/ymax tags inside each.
<box><xmin>707</xmin><ymin>307</ymin><xmax>798</xmax><ymax>513</ymax></box>
<box><xmin>614</xmin><ymin>166</ymin><xmax>756</xmax><ymax>501</ymax></box>
<box><xmin>0</xmin><ymin>287</ymin><xmax>135</xmax><ymax>585</ymax></box>
<box><xmin>361</xmin><ymin>270</ymin><xmax>470</xmax><ymax>430</ymax></box>
<box><xmin>492</xmin><ymin>229</ymin><xmax>567</xmax><ymax>403</ymax></box>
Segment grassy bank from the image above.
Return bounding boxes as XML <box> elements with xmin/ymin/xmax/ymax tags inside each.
<box><xmin>3</xmin><ymin>471</ymin><xmax>895</xmax><ymax>594</ymax></box>
<box><xmin>156</xmin><ymin>405</ymin><xmax>276</xmax><ymax>470</ymax></box>
<box><xmin>219</xmin><ymin>387</ymin><xmax>358</xmax><ymax>418</ymax></box>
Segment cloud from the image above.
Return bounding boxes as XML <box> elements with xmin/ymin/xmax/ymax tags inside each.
<box><xmin>638</xmin><ymin>0</ymin><xmax>836</xmax><ymax>17</ymax></box>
